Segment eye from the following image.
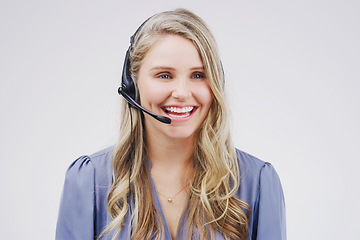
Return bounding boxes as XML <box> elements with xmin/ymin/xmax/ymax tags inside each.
<box><xmin>192</xmin><ymin>72</ymin><xmax>206</xmax><ymax>79</ymax></box>
<box><xmin>158</xmin><ymin>73</ymin><xmax>172</xmax><ymax>79</ymax></box>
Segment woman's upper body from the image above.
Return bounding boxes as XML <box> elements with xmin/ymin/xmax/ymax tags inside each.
<box><xmin>56</xmin><ymin>146</ymin><xmax>286</xmax><ymax>240</ymax></box>
<box><xmin>56</xmin><ymin>8</ymin><xmax>286</xmax><ymax>240</ymax></box>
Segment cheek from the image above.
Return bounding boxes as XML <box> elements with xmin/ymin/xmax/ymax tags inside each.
<box><xmin>138</xmin><ymin>80</ymin><xmax>169</xmax><ymax>106</ymax></box>
<box><xmin>197</xmin><ymin>85</ymin><xmax>213</xmax><ymax>107</ymax></box>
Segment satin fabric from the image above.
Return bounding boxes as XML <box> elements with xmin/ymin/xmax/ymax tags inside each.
<box><xmin>56</xmin><ymin>147</ymin><xmax>286</xmax><ymax>239</ymax></box>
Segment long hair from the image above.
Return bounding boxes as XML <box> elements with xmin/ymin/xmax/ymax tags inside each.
<box><xmin>103</xmin><ymin>9</ymin><xmax>250</xmax><ymax>240</ymax></box>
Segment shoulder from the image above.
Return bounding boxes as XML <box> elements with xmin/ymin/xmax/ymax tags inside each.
<box><xmin>235</xmin><ymin>148</ymin><xmax>283</xmax><ymax>204</ymax></box>
<box><xmin>236</xmin><ymin>148</ymin><xmax>277</xmax><ymax>181</ymax></box>
<box><xmin>87</xmin><ymin>145</ymin><xmax>115</xmax><ymax>175</ymax></box>
<box><xmin>71</xmin><ymin>145</ymin><xmax>114</xmax><ymax>169</ymax></box>
<box><xmin>65</xmin><ymin>146</ymin><xmax>115</xmax><ymax>187</ymax></box>
<box><xmin>236</xmin><ymin>148</ymin><xmax>268</xmax><ymax>173</ymax></box>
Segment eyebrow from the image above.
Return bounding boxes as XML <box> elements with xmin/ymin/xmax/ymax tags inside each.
<box><xmin>191</xmin><ymin>66</ymin><xmax>205</xmax><ymax>70</ymax></box>
<box><xmin>150</xmin><ymin>66</ymin><xmax>205</xmax><ymax>71</ymax></box>
<box><xmin>150</xmin><ymin>66</ymin><xmax>175</xmax><ymax>71</ymax></box>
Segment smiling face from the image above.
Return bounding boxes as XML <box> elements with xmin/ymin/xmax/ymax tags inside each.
<box><xmin>137</xmin><ymin>34</ymin><xmax>213</xmax><ymax>141</ymax></box>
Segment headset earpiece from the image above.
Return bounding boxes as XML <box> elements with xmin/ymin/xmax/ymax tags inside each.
<box><xmin>119</xmin><ymin>44</ymin><xmax>137</xmax><ymax>104</ymax></box>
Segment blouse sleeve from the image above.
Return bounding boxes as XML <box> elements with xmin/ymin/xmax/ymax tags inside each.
<box><xmin>56</xmin><ymin>156</ymin><xmax>95</xmax><ymax>240</ymax></box>
<box><xmin>255</xmin><ymin>163</ymin><xmax>286</xmax><ymax>240</ymax></box>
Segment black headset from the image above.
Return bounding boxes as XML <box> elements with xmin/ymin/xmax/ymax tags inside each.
<box><xmin>118</xmin><ymin>19</ymin><xmax>171</xmax><ymax>124</ymax></box>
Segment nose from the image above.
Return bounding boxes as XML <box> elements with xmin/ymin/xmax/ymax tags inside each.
<box><xmin>171</xmin><ymin>79</ymin><xmax>192</xmax><ymax>100</ymax></box>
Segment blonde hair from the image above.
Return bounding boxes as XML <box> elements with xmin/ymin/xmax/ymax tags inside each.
<box><xmin>103</xmin><ymin>9</ymin><xmax>250</xmax><ymax>240</ymax></box>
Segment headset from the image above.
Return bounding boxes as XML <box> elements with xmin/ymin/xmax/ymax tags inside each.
<box><xmin>117</xmin><ymin>18</ymin><xmax>171</xmax><ymax>124</ymax></box>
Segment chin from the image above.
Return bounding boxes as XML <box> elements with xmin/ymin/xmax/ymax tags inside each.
<box><xmin>166</xmin><ymin>129</ymin><xmax>196</xmax><ymax>141</ymax></box>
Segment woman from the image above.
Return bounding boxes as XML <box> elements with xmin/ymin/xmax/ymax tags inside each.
<box><xmin>56</xmin><ymin>9</ymin><xmax>286</xmax><ymax>240</ymax></box>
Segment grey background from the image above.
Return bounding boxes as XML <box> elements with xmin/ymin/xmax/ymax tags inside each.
<box><xmin>1</xmin><ymin>0</ymin><xmax>359</xmax><ymax>239</ymax></box>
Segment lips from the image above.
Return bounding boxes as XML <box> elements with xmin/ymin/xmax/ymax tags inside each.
<box><xmin>162</xmin><ymin>106</ymin><xmax>197</xmax><ymax>118</ymax></box>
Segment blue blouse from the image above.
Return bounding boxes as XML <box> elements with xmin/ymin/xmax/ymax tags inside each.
<box><xmin>56</xmin><ymin>146</ymin><xmax>286</xmax><ymax>239</ymax></box>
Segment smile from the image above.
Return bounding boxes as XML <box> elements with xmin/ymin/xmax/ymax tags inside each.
<box><xmin>162</xmin><ymin>106</ymin><xmax>196</xmax><ymax>118</ymax></box>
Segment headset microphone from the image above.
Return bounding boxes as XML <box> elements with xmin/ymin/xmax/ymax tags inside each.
<box><xmin>118</xmin><ymin>87</ymin><xmax>171</xmax><ymax>124</ymax></box>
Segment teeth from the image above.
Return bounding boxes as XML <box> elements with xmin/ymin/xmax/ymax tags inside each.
<box><xmin>165</xmin><ymin>106</ymin><xmax>194</xmax><ymax>113</ymax></box>
<box><xmin>164</xmin><ymin>106</ymin><xmax>195</xmax><ymax>118</ymax></box>
<box><xmin>168</xmin><ymin>112</ymin><xmax>191</xmax><ymax>118</ymax></box>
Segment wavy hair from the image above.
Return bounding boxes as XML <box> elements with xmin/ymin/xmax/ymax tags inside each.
<box><xmin>102</xmin><ymin>9</ymin><xmax>250</xmax><ymax>240</ymax></box>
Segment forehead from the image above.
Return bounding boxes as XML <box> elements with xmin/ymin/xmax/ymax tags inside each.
<box><xmin>141</xmin><ymin>34</ymin><xmax>203</xmax><ymax>69</ymax></box>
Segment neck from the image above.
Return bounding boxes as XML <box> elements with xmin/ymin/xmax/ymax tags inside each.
<box><xmin>148</xmin><ymin>136</ymin><xmax>195</xmax><ymax>168</ymax></box>
<box><xmin>146</xmin><ymin>133</ymin><xmax>195</xmax><ymax>182</ymax></box>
